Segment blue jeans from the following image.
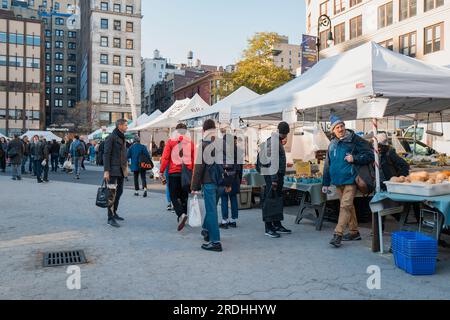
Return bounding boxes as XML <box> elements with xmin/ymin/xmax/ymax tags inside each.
<box><xmin>12</xmin><ymin>164</ymin><xmax>20</xmax><ymax>178</ymax></box>
<box><xmin>34</xmin><ymin>160</ymin><xmax>42</xmax><ymax>181</ymax></box>
<box><xmin>221</xmin><ymin>193</ymin><xmax>239</xmax><ymax>220</ymax></box>
<box><xmin>202</xmin><ymin>183</ymin><xmax>220</xmax><ymax>243</ymax></box>
<box><xmin>73</xmin><ymin>157</ymin><xmax>82</xmax><ymax>176</ymax></box>
<box><xmin>21</xmin><ymin>156</ymin><xmax>28</xmax><ymax>174</ymax></box>
<box><xmin>165</xmin><ymin>169</ymin><xmax>171</xmax><ymax>203</ymax></box>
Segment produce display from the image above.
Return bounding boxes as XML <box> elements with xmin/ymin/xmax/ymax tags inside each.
<box><xmin>285</xmin><ymin>173</ymin><xmax>323</xmax><ymax>184</ymax></box>
<box><xmin>389</xmin><ymin>170</ymin><xmax>450</xmax><ymax>185</ymax></box>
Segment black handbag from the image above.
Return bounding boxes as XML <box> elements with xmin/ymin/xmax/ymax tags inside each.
<box><xmin>178</xmin><ymin>142</ymin><xmax>192</xmax><ymax>192</ymax></box>
<box><xmin>96</xmin><ymin>180</ymin><xmax>110</xmax><ymax>208</ymax></box>
<box><xmin>139</xmin><ymin>151</ymin><xmax>154</xmax><ymax>171</ymax></box>
<box><xmin>262</xmin><ymin>186</ymin><xmax>284</xmax><ymax>222</ymax></box>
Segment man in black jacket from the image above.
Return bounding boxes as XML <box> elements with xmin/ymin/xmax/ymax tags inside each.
<box><xmin>30</xmin><ymin>135</ymin><xmax>48</xmax><ymax>183</ymax></box>
<box><xmin>50</xmin><ymin>140</ymin><xmax>60</xmax><ymax>172</ymax></box>
<box><xmin>103</xmin><ymin>119</ymin><xmax>129</xmax><ymax>228</ymax></box>
<box><xmin>7</xmin><ymin>134</ymin><xmax>24</xmax><ymax>180</ymax></box>
<box><xmin>21</xmin><ymin>136</ymin><xmax>30</xmax><ymax>174</ymax></box>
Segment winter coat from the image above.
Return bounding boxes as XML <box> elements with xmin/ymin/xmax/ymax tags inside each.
<box><xmin>191</xmin><ymin>133</ymin><xmax>219</xmax><ymax>192</ymax></box>
<box><xmin>259</xmin><ymin>134</ymin><xmax>287</xmax><ymax>183</ymax></box>
<box><xmin>59</xmin><ymin>144</ymin><xmax>67</xmax><ymax>158</ymax></box>
<box><xmin>30</xmin><ymin>141</ymin><xmax>48</xmax><ymax>161</ymax></box>
<box><xmin>7</xmin><ymin>138</ymin><xmax>24</xmax><ymax>165</ymax></box>
<box><xmin>159</xmin><ymin>135</ymin><xmax>195</xmax><ymax>175</ymax></box>
<box><xmin>222</xmin><ymin>134</ymin><xmax>243</xmax><ymax>194</ymax></box>
<box><xmin>323</xmin><ymin>130</ymin><xmax>374</xmax><ymax>187</ymax></box>
<box><xmin>23</xmin><ymin>141</ymin><xmax>30</xmax><ymax>156</ymax></box>
<box><xmin>69</xmin><ymin>139</ymin><xmax>85</xmax><ymax>158</ymax></box>
<box><xmin>127</xmin><ymin>143</ymin><xmax>151</xmax><ymax>172</ymax></box>
<box><xmin>50</xmin><ymin>142</ymin><xmax>60</xmax><ymax>155</ymax></box>
<box><xmin>380</xmin><ymin>147</ymin><xmax>410</xmax><ymax>185</ymax></box>
<box><xmin>103</xmin><ymin>128</ymin><xmax>128</xmax><ymax>177</ymax></box>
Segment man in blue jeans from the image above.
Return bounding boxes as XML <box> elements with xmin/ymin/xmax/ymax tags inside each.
<box><xmin>191</xmin><ymin>119</ymin><xmax>223</xmax><ymax>252</ymax></box>
<box><xmin>69</xmin><ymin>135</ymin><xmax>85</xmax><ymax>180</ymax></box>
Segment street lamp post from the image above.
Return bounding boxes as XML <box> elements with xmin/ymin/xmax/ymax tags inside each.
<box><xmin>316</xmin><ymin>14</ymin><xmax>334</xmax><ymax>62</ymax></box>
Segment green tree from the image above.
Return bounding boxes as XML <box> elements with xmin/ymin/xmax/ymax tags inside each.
<box><xmin>218</xmin><ymin>32</ymin><xmax>293</xmax><ymax>97</ymax></box>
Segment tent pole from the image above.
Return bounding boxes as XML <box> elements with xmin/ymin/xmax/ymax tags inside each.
<box><xmin>372</xmin><ymin>117</ymin><xmax>382</xmax><ymax>253</ymax></box>
<box><xmin>413</xmin><ymin>119</ymin><xmax>418</xmax><ymax>157</ymax></box>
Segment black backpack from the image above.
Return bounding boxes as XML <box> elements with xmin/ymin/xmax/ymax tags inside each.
<box><xmin>139</xmin><ymin>150</ymin><xmax>153</xmax><ymax>171</ymax></box>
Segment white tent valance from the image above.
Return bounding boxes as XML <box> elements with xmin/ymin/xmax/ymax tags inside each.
<box><xmin>21</xmin><ymin>130</ymin><xmax>62</xmax><ymax>142</ymax></box>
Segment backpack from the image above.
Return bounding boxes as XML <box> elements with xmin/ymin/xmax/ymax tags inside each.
<box><xmin>351</xmin><ymin>139</ymin><xmax>376</xmax><ymax>195</ymax></box>
<box><xmin>178</xmin><ymin>141</ymin><xmax>192</xmax><ymax>192</ymax></box>
<box><xmin>202</xmin><ymin>140</ymin><xmax>225</xmax><ymax>186</ymax></box>
<box><xmin>75</xmin><ymin>143</ymin><xmax>84</xmax><ymax>157</ymax></box>
<box><xmin>139</xmin><ymin>149</ymin><xmax>153</xmax><ymax>171</ymax></box>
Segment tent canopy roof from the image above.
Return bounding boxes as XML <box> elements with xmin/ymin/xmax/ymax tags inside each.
<box><xmin>232</xmin><ymin>42</ymin><xmax>450</xmax><ymax>122</ymax></box>
<box><xmin>21</xmin><ymin>130</ymin><xmax>62</xmax><ymax>142</ymax></box>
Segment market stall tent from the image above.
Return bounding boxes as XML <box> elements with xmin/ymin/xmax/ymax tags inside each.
<box><xmin>180</xmin><ymin>87</ymin><xmax>260</xmax><ymax>127</ymax></box>
<box><xmin>231</xmin><ymin>42</ymin><xmax>450</xmax><ymax>123</ymax></box>
<box><xmin>21</xmin><ymin>130</ymin><xmax>62</xmax><ymax>142</ymax></box>
<box><xmin>128</xmin><ymin>110</ymin><xmax>162</xmax><ymax>130</ymax></box>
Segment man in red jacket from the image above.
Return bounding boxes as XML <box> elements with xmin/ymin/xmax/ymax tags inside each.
<box><xmin>160</xmin><ymin>123</ymin><xmax>195</xmax><ymax>231</ymax></box>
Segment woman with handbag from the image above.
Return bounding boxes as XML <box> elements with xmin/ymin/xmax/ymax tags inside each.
<box><xmin>127</xmin><ymin>136</ymin><xmax>152</xmax><ymax>197</ymax></box>
<box><xmin>0</xmin><ymin>137</ymin><xmax>7</xmax><ymax>172</ymax></box>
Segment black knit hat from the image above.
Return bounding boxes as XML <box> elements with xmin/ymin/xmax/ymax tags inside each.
<box><xmin>278</xmin><ymin>122</ymin><xmax>290</xmax><ymax>135</ymax></box>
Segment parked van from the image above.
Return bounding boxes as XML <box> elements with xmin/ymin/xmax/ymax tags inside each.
<box><xmin>403</xmin><ymin>123</ymin><xmax>450</xmax><ymax>154</ymax></box>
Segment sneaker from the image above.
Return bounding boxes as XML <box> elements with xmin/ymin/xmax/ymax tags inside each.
<box><xmin>228</xmin><ymin>222</ymin><xmax>237</xmax><ymax>228</ymax></box>
<box><xmin>37</xmin><ymin>179</ymin><xmax>43</xmax><ymax>183</ymax></box>
<box><xmin>219</xmin><ymin>222</ymin><xmax>229</xmax><ymax>229</ymax></box>
<box><xmin>143</xmin><ymin>190</ymin><xmax>147</xmax><ymax>198</ymax></box>
<box><xmin>114</xmin><ymin>214</ymin><xmax>124</xmax><ymax>221</ymax></box>
<box><xmin>274</xmin><ymin>225</ymin><xmax>292</xmax><ymax>234</ymax></box>
<box><xmin>12</xmin><ymin>177</ymin><xmax>17</xmax><ymax>181</ymax></box>
<box><xmin>342</xmin><ymin>232</ymin><xmax>362</xmax><ymax>242</ymax></box>
<box><xmin>134</xmin><ymin>192</ymin><xmax>139</xmax><ymax>196</ymax></box>
<box><xmin>330</xmin><ymin>234</ymin><xmax>343</xmax><ymax>248</ymax></box>
<box><xmin>43</xmin><ymin>179</ymin><xmax>49</xmax><ymax>183</ymax></box>
<box><xmin>265</xmin><ymin>229</ymin><xmax>281</xmax><ymax>238</ymax></box>
<box><xmin>17</xmin><ymin>176</ymin><xmax>22</xmax><ymax>181</ymax></box>
<box><xmin>201</xmin><ymin>230</ymin><xmax>210</xmax><ymax>242</ymax></box>
<box><xmin>167</xmin><ymin>203</ymin><xmax>173</xmax><ymax>211</ymax></box>
<box><xmin>177</xmin><ymin>213</ymin><xmax>188</xmax><ymax>231</ymax></box>
<box><xmin>107</xmin><ymin>218</ymin><xmax>120</xmax><ymax>228</ymax></box>
<box><xmin>201</xmin><ymin>242</ymin><xmax>223</xmax><ymax>252</ymax></box>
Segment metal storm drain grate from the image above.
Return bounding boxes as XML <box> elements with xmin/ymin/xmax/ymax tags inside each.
<box><xmin>43</xmin><ymin>250</ymin><xmax>87</xmax><ymax>267</ymax></box>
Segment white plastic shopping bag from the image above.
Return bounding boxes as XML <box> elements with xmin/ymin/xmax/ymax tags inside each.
<box><xmin>188</xmin><ymin>194</ymin><xmax>204</xmax><ymax>227</ymax></box>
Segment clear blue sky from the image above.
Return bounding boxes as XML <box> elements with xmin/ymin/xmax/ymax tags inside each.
<box><xmin>141</xmin><ymin>0</ymin><xmax>306</xmax><ymax>67</ymax></box>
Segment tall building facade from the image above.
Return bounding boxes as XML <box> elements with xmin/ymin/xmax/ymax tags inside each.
<box><xmin>80</xmin><ymin>0</ymin><xmax>142</xmax><ymax>129</ymax></box>
<box><xmin>10</xmin><ymin>0</ymin><xmax>80</xmax><ymax>128</ymax></box>
<box><xmin>0</xmin><ymin>11</ymin><xmax>44</xmax><ymax>136</ymax></box>
<box><xmin>306</xmin><ymin>0</ymin><xmax>450</xmax><ymax>66</ymax></box>
<box><xmin>272</xmin><ymin>35</ymin><xmax>302</xmax><ymax>75</ymax></box>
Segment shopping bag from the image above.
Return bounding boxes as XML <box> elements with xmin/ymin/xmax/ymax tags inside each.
<box><xmin>63</xmin><ymin>159</ymin><xmax>72</xmax><ymax>170</ymax></box>
<box><xmin>188</xmin><ymin>195</ymin><xmax>204</xmax><ymax>227</ymax></box>
<box><xmin>96</xmin><ymin>180</ymin><xmax>110</xmax><ymax>208</ymax></box>
<box><xmin>262</xmin><ymin>187</ymin><xmax>284</xmax><ymax>222</ymax></box>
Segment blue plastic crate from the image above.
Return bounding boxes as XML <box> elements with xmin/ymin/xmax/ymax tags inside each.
<box><xmin>394</xmin><ymin>251</ymin><xmax>437</xmax><ymax>276</ymax></box>
<box><xmin>391</xmin><ymin>232</ymin><xmax>437</xmax><ymax>257</ymax></box>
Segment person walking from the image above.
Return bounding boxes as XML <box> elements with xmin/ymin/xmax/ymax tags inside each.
<box><xmin>220</xmin><ymin>134</ymin><xmax>243</xmax><ymax>229</ymax></box>
<box><xmin>128</xmin><ymin>136</ymin><xmax>152</xmax><ymax>198</ymax></box>
<box><xmin>191</xmin><ymin>119</ymin><xmax>223</xmax><ymax>252</ymax></box>
<box><xmin>59</xmin><ymin>140</ymin><xmax>67</xmax><ymax>169</ymax></box>
<box><xmin>80</xmin><ymin>139</ymin><xmax>87</xmax><ymax>171</ymax></box>
<box><xmin>160</xmin><ymin>124</ymin><xmax>194</xmax><ymax>230</ymax></box>
<box><xmin>103</xmin><ymin>119</ymin><xmax>129</xmax><ymax>228</ymax></box>
<box><xmin>96</xmin><ymin>140</ymin><xmax>105</xmax><ymax>166</ymax></box>
<box><xmin>258</xmin><ymin>122</ymin><xmax>292</xmax><ymax>238</ymax></box>
<box><xmin>322</xmin><ymin>116</ymin><xmax>374</xmax><ymax>248</ymax></box>
<box><xmin>50</xmin><ymin>139</ymin><xmax>60</xmax><ymax>172</ymax></box>
<box><xmin>89</xmin><ymin>143</ymin><xmax>96</xmax><ymax>164</ymax></box>
<box><xmin>0</xmin><ymin>137</ymin><xmax>7</xmax><ymax>172</ymax></box>
<box><xmin>42</xmin><ymin>139</ymin><xmax>50</xmax><ymax>182</ymax></box>
<box><xmin>69</xmin><ymin>135</ymin><xmax>85</xmax><ymax>180</ymax></box>
<box><xmin>30</xmin><ymin>135</ymin><xmax>45</xmax><ymax>183</ymax></box>
<box><xmin>7</xmin><ymin>134</ymin><xmax>24</xmax><ymax>180</ymax></box>
<box><xmin>21</xmin><ymin>136</ymin><xmax>30</xmax><ymax>175</ymax></box>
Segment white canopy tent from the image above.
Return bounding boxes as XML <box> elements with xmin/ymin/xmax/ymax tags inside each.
<box><xmin>231</xmin><ymin>42</ymin><xmax>450</xmax><ymax>123</ymax></box>
<box><xmin>21</xmin><ymin>130</ymin><xmax>62</xmax><ymax>142</ymax></box>
<box><xmin>181</xmin><ymin>87</ymin><xmax>260</xmax><ymax>127</ymax></box>
<box><xmin>130</xmin><ymin>94</ymin><xmax>209</xmax><ymax>131</ymax></box>
<box><xmin>128</xmin><ymin>110</ymin><xmax>163</xmax><ymax>130</ymax></box>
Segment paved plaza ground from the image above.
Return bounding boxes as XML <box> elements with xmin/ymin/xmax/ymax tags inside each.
<box><xmin>0</xmin><ymin>168</ymin><xmax>449</xmax><ymax>300</ymax></box>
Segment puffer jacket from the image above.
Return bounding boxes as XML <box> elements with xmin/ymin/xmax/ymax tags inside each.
<box><xmin>7</xmin><ymin>138</ymin><xmax>24</xmax><ymax>165</ymax></box>
<box><xmin>103</xmin><ymin>128</ymin><xmax>128</xmax><ymax>177</ymax></box>
<box><xmin>127</xmin><ymin>143</ymin><xmax>151</xmax><ymax>172</ymax></box>
<box><xmin>159</xmin><ymin>135</ymin><xmax>195</xmax><ymax>175</ymax></box>
<box><xmin>323</xmin><ymin>130</ymin><xmax>374</xmax><ymax>187</ymax></box>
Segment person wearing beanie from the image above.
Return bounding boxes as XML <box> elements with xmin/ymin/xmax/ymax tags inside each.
<box><xmin>258</xmin><ymin>121</ymin><xmax>292</xmax><ymax>238</ymax></box>
<box><xmin>323</xmin><ymin>115</ymin><xmax>374</xmax><ymax>247</ymax></box>
<box><xmin>127</xmin><ymin>135</ymin><xmax>152</xmax><ymax>198</ymax></box>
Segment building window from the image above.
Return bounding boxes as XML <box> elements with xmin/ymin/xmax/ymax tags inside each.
<box><xmin>126</xmin><ymin>56</ymin><xmax>133</xmax><ymax>67</ymax></box>
<box><xmin>55</xmin><ymin>18</ymin><xmax>64</xmax><ymax>25</ymax></box>
<box><xmin>100</xmin><ymin>36</ymin><xmax>108</xmax><ymax>47</ymax></box>
<box><xmin>334</xmin><ymin>0</ymin><xmax>345</xmax><ymax>14</ymax></box>
<box><xmin>55</xmin><ymin>76</ymin><xmax>63</xmax><ymax>83</ymax></box>
<box><xmin>424</xmin><ymin>22</ymin><xmax>444</xmax><ymax>54</ymax></box>
<box><xmin>379</xmin><ymin>38</ymin><xmax>394</xmax><ymax>50</ymax></box>
<box><xmin>113</xmin><ymin>73</ymin><xmax>121</xmax><ymax>85</ymax></box>
<box><xmin>55</xmin><ymin>52</ymin><xmax>64</xmax><ymax>60</ymax></box>
<box><xmin>114</xmin><ymin>20</ymin><xmax>121</xmax><ymax>31</ymax></box>
<box><xmin>113</xmin><ymin>55</ymin><xmax>121</xmax><ymax>66</ymax></box>
<box><xmin>55</xmin><ymin>29</ymin><xmax>64</xmax><ymax>37</ymax></box>
<box><xmin>68</xmin><ymin>54</ymin><xmax>76</xmax><ymax>61</ymax></box>
<box><xmin>54</xmin><ymin>87</ymin><xmax>63</xmax><ymax>94</ymax></box>
<box><xmin>45</xmin><ymin>30</ymin><xmax>51</xmax><ymax>37</ymax></box>
<box><xmin>10</xmin><ymin>34</ymin><xmax>25</xmax><ymax>45</ymax></box>
<box><xmin>100</xmin><ymin>2</ymin><xmax>108</xmax><ymax>11</ymax></box>
<box><xmin>113</xmin><ymin>92</ymin><xmax>121</xmax><ymax>104</ymax></box>
<box><xmin>320</xmin><ymin>1</ymin><xmax>329</xmax><ymax>15</ymax></box>
<box><xmin>424</xmin><ymin>0</ymin><xmax>444</xmax><ymax>12</ymax></box>
<box><xmin>0</xmin><ymin>55</ymin><xmax>7</xmax><ymax>66</ymax></box>
<box><xmin>68</xmin><ymin>100</ymin><xmax>75</xmax><ymax>108</ymax></box>
<box><xmin>55</xmin><ymin>40</ymin><xmax>64</xmax><ymax>48</ymax></box>
<box><xmin>126</xmin><ymin>74</ymin><xmax>133</xmax><ymax>81</ymax></box>
<box><xmin>350</xmin><ymin>15</ymin><xmax>362</xmax><ymax>39</ymax></box>
<box><xmin>126</xmin><ymin>5</ymin><xmax>133</xmax><ymax>14</ymax></box>
<box><xmin>319</xmin><ymin>30</ymin><xmax>330</xmax><ymax>49</ymax></box>
<box><xmin>67</xmin><ymin>88</ymin><xmax>76</xmax><ymax>96</ymax></box>
<box><xmin>68</xmin><ymin>65</ymin><xmax>76</xmax><ymax>73</ymax></box>
<box><xmin>126</xmin><ymin>22</ymin><xmax>133</xmax><ymax>32</ymax></box>
<box><xmin>68</xmin><ymin>42</ymin><xmax>76</xmax><ymax>50</ymax></box>
<box><xmin>100</xmin><ymin>54</ymin><xmax>108</xmax><ymax>65</ymax></box>
<box><xmin>46</xmin><ymin>53</ymin><xmax>51</xmax><ymax>60</ymax></box>
<box><xmin>55</xmin><ymin>64</ymin><xmax>63</xmax><ymax>71</ymax></box>
<box><xmin>399</xmin><ymin>32</ymin><xmax>417</xmax><ymax>57</ymax></box>
<box><xmin>67</xmin><ymin>77</ymin><xmax>76</xmax><ymax>84</ymax></box>
<box><xmin>126</xmin><ymin>39</ymin><xmax>133</xmax><ymax>49</ymax></box>
<box><xmin>55</xmin><ymin>99</ymin><xmax>63</xmax><ymax>107</ymax></box>
<box><xmin>113</xmin><ymin>38</ymin><xmax>121</xmax><ymax>48</ymax></box>
<box><xmin>100</xmin><ymin>91</ymin><xmax>108</xmax><ymax>103</ymax></box>
<box><xmin>68</xmin><ymin>31</ymin><xmax>76</xmax><ymax>38</ymax></box>
<box><xmin>399</xmin><ymin>0</ymin><xmax>416</xmax><ymax>21</ymax></box>
<box><xmin>113</xmin><ymin>3</ymin><xmax>121</xmax><ymax>12</ymax></box>
<box><xmin>378</xmin><ymin>2</ymin><xmax>393</xmax><ymax>29</ymax></box>
<box><xmin>100</xmin><ymin>72</ymin><xmax>108</xmax><ymax>84</ymax></box>
<box><xmin>101</xmin><ymin>18</ymin><xmax>108</xmax><ymax>29</ymax></box>
<box><xmin>334</xmin><ymin>22</ymin><xmax>345</xmax><ymax>44</ymax></box>
<box><xmin>45</xmin><ymin>64</ymin><xmax>50</xmax><ymax>71</ymax></box>
<box><xmin>350</xmin><ymin>0</ymin><xmax>362</xmax><ymax>7</ymax></box>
